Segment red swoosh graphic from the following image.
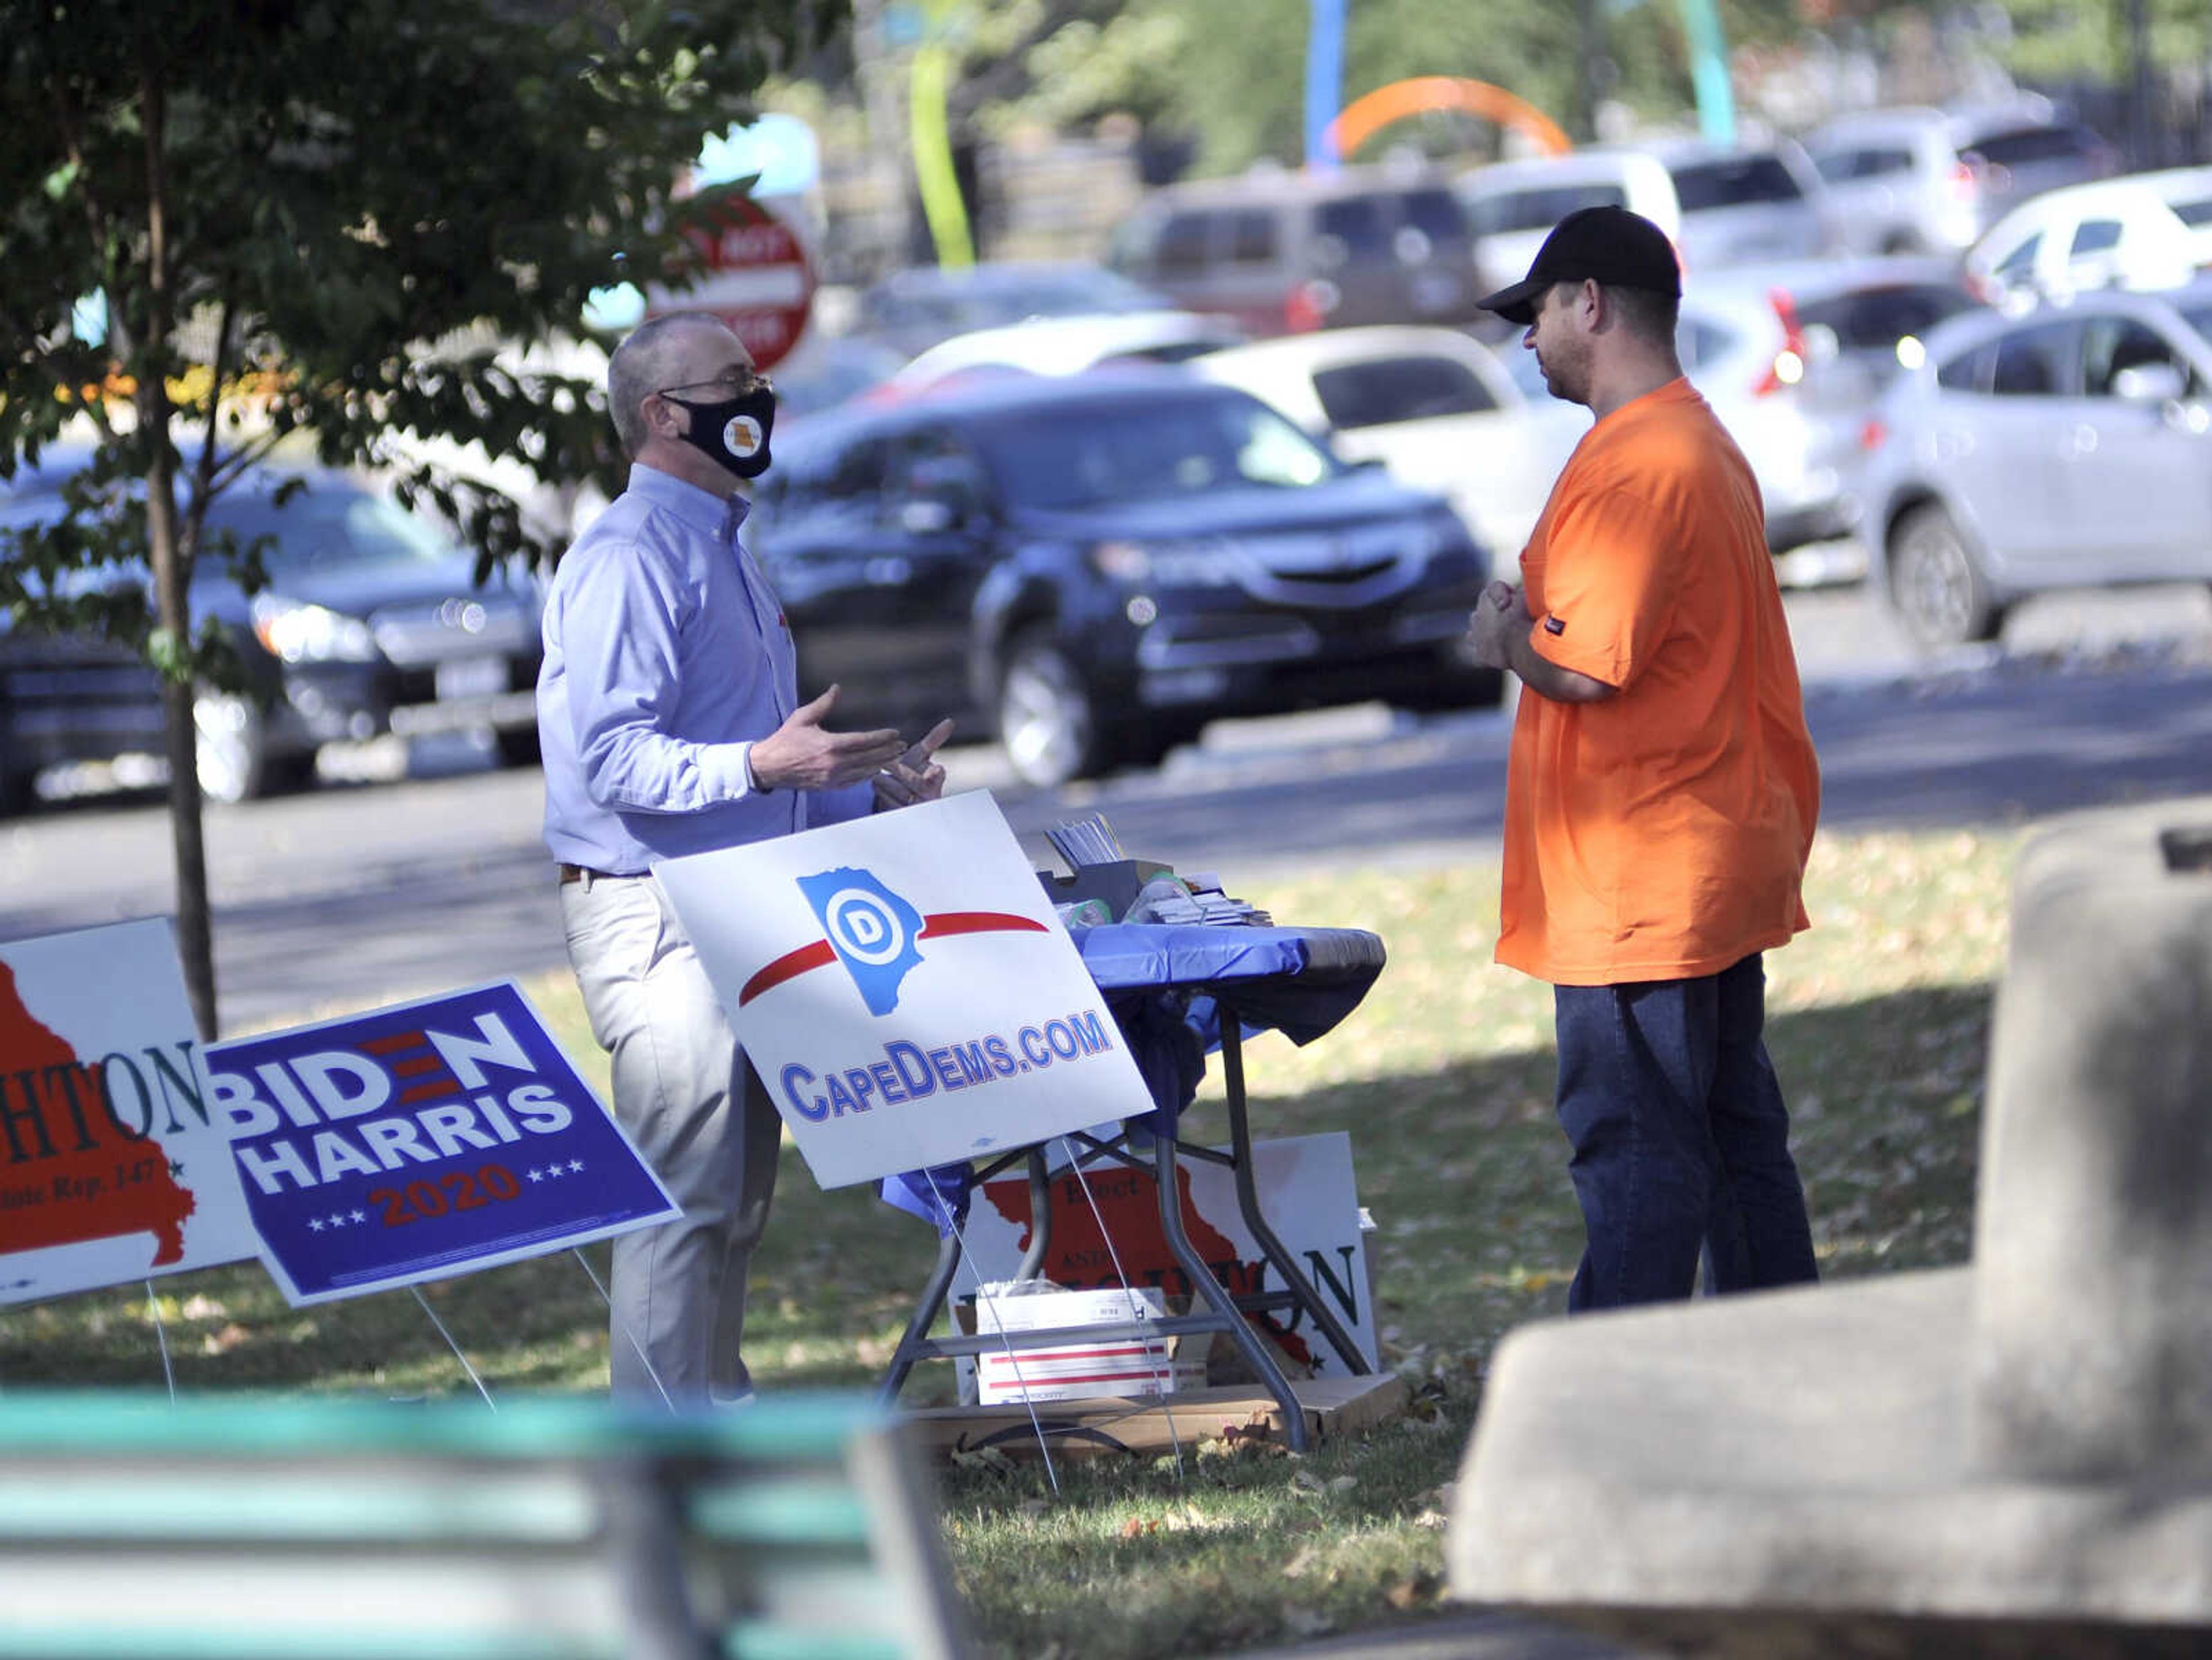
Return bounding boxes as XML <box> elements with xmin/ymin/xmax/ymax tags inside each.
<box><xmin>737</xmin><ymin>912</ymin><xmax>1048</xmax><ymax>1007</ymax></box>
<box><xmin>739</xmin><ymin>939</ymin><xmax>837</xmax><ymax>1006</ymax></box>
<box><xmin>919</xmin><ymin>911</ymin><xmax>1050</xmax><ymax>940</ymax></box>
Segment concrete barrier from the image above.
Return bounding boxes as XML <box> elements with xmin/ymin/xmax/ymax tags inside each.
<box><xmin>1446</xmin><ymin>798</ymin><xmax>2212</xmax><ymax>1657</ymax></box>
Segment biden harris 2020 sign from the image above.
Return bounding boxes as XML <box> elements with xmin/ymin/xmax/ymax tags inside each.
<box><xmin>656</xmin><ymin>791</ymin><xmax>1157</xmax><ymax>1188</ymax></box>
<box><xmin>206</xmin><ymin>982</ymin><xmax>678</xmax><ymax>1306</ymax></box>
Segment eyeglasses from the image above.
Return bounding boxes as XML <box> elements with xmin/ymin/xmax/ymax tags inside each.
<box><xmin>654</xmin><ymin>369</ymin><xmax>772</xmax><ymax>401</ymax></box>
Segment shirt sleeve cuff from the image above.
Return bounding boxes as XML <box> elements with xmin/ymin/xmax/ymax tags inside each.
<box><xmin>697</xmin><ymin>741</ymin><xmax>760</xmax><ymax>800</ymax></box>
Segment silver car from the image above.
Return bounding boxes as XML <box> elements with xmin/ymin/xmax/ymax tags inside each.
<box><xmin>1493</xmin><ymin>257</ymin><xmax>1980</xmax><ymax>557</ymax></box>
<box><xmin>1854</xmin><ymin>280</ymin><xmax>2212</xmax><ymax>648</ymax></box>
<box><xmin>1807</xmin><ymin>103</ymin><xmax>2120</xmax><ymax>256</ymax></box>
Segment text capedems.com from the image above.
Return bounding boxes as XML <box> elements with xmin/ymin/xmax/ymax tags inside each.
<box><xmin>778</xmin><ymin>1009</ymin><xmax>1118</xmax><ymax>1124</ymax></box>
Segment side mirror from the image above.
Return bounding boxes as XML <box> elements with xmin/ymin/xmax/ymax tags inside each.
<box><xmin>2112</xmin><ymin>362</ymin><xmax>2186</xmax><ymax>405</ymax></box>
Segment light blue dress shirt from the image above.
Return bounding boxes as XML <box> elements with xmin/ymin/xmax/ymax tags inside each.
<box><xmin>538</xmin><ymin>464</ymin><xmax>869</xmax><ymax>874</ymax></box>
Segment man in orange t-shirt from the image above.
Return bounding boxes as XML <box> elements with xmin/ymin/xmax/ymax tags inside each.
<box><xmin>1467</xmin><ymin>206</ymin><xmax>1822</xmax><ymax>1312</ymax></box>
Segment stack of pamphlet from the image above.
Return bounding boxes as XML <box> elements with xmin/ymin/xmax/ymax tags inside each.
<box><xmin>1043</xmin><ymin>811</ymin><xmax>1272</xmax><ymax>927</ymax></box>
<box><xmin>1127</xmin><ymin>871</ymin><xmax>1274</xmax><ymax>928</ymax></box>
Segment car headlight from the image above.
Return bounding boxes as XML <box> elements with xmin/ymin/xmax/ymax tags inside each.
<box><xmin>251</xmin><ymin>594</ymin><xmax>378</xmax><ymax>662</ymax></box>
<box><xmin>1087</xmin><ymin>539</ymin><xmax>1241</xmax><ymax>587</ymax></box>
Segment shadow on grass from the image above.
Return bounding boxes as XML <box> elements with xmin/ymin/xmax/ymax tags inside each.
<box><xmin>0</xmin><ymin>981</ymin><xmax>1992</xmax><ymax>1406</ymax></box>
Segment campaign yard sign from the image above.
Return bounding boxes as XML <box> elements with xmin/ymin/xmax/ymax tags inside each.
<box><xmin>0</xmin><ymin>919</ymin><xmax>259</xmax><ymax>1306</ymax></box>
<box><xmin>960</xmin><ymin>1131</ymin><xmax>1380</xmax><ymax>1376</ymax></box>
<box><xmin>206</xmin><ymin>981</ymin><xmax>679</xmax><ymax>1306</ymax></box>
<box><xmin>656</xmin><ymin>790</ymin><xmax>1159</xmax><ymax>1188</ymax></box>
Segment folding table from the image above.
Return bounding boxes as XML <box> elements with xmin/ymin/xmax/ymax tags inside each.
<box><xmin>877</xmin><ymin>921</ymin><xmax>1387</xmax><ymax>1451</ymax></box>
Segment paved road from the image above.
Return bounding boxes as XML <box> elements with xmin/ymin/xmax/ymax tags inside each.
<box><xmin>3</xmin><ymin>578</ymin><xmax>2209</xmax><ymax>1035</ymax></box>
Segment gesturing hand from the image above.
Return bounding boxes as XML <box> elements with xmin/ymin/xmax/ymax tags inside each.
<box><xmin>872</xmin><ymin>717</ymin><xmax>955</xmax><ymax>812</ymax></box>
<box><xmin>748</xmin><ymin>685</ymin><xmax>907</xmax><ymax>791</ymax></box>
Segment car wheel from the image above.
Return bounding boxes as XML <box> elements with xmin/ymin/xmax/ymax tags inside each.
<box><xmin>193</xmin><ymin>691</ymin><xmax>311</xmax><ymax>804</ymax></box>
<box><xmin>997</xmin><ymin>634</ymin><xmax>1104</xmax><ymax>789</ymax></box>
<box><xmin>0</xmin><ymin>765</ymin><xmax>35</xmax><ymax>818</ymax></box>
<box><xmin>1889</xmin><ymin>505</ymin><xmax>2002</xmax><ymax>651</ymax></box>
<box><xmin>494</xmin><ymin>725</ymin><xmax>542</xmax><ymax>768</ymax></box>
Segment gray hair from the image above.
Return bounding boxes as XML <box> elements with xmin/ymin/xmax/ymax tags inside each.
<box><xmin>606</xmin><ymin>313</ymin><xmax>732</xmax><ymax>457</ymax></box>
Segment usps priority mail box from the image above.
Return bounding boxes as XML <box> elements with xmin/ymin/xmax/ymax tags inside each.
<box><xmin>655</xmin><ymin>791</ymin><xmax>1158</xmax><ymax>1188</ymax></box>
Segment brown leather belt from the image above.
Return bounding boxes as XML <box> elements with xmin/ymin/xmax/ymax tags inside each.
<box><xmin>558</xmin><ymin>863</ymin><xmax>630</xmax><ymax>886</ymax></box>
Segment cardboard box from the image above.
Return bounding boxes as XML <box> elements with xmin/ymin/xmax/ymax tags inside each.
<box><xmin>970</xmin><ymin>1284</ymin><xmax>1206</xmax><ymax>1406</ymax></box>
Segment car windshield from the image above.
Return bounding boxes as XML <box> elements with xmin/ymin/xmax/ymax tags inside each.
<box><xmin>1463</xmin><ymin>180</ymin><xmax>1629</xmax><ymax>236</ymax></box>
<box><xmin>2176</xmin><ymin>297</ymin><xmax>2212</xmax><ymax>345</ymax></box>
<box><xmin>1795</xmin><ymin>283</ymin><xmax>1979</xmax><ymax>354</ymax></box>
<box><xmin>1669</xmin><ymin>154</ymin><xmax>1804</xmax><ymax>210</ymax></box>
<box><xmin>205</xmin><ymin>486</ymin><xmax>457</xmax><ymax>573</ymax></box>
<box><xmin>965</xmin><ymin>391</ymin><xmax>1340</xmax><ymax>509</ymax></box>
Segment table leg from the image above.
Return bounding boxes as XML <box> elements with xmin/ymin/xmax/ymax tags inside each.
<box><xmin>877</xmin><ymin>1227</ymin><xmax>964</xmax><ymax>1408</ymax></box>
<box><xmin>1217</xmin><ymin>1007</ymin><xmax>1372</xmax><ymax>1377</ymax></box>
<box><xmin>1152</xmin><ymin>1128</ymin><xmax>1311</xmax><ymax>1453</ymax></box>
<box><xmin>1016</xmin><ymin>1148</ymin><xmax>1052</xmax><ymax>1281</ymax></box>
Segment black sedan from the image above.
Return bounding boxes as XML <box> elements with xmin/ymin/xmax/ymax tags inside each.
<box><xmin>0</xmin><ymin>450</ymin><xmax>543</xmax><ymax>809</ymax></box>
<box><xmin>745</xmin><ymin>369</ymin><xmax>1502</xmax><ymax>787</ymax></box>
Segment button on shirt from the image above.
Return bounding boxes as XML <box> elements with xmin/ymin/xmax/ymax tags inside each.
<box><xmin>539</xmin><ymin>464</ymin><xmax>869</xmax><ymax>874</ymax></box>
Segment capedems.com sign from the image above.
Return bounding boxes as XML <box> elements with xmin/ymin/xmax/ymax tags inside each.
<box><xmin>657</xmin><ymin>791</ymin><xmax>1158</xmax><ymax>1189</ymax></box>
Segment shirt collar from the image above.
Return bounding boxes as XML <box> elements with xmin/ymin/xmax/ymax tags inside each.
<box><xmin>627</xmin><ymin>463</ymin><xmax>752</xmax><ymax>540</ymax></box>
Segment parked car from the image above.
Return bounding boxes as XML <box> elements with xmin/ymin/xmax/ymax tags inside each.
<box><xmin>1488</xmin><ymin>257</ymin><xmax>1982</xmax><ymax>555</ymax></box>
<box><xmin>1188</xmin><ymin>324</ymin><xmax>1584</xmax><ymax>556</ymax></box>
<box><xmin>743</xmin><ymin>370</ymin><xmax>1502</xmax><ymax>787</ymax></box>
<box><xmin>1456</xmin><ymin>150</ymin><xmax>1683</xmax><ymax>300</ymax></box>
<box><xmin>1104</xmin><ymin>164</ymin><xmax>1486</xmax><ymax>338</ymax></box>
<box><xmin>770</xmin><ymin>332</ymin><xmax>908</xmax><ymax>420</ymax></box>
<box><xmin>1964</xmin><ymin>166</ymin><xmax>2212</xmax><ymax>308</ymax></box>
<box><xmin>1806</xmin><ymin>103</ymin><xmax>2120</xmax><ymax>256</ymax></box>
<box><xmin>877</xmin><ymin>310</ymin><xmax>1247</xmax><ymax>397</ymax></box>
<box><xmin>1854</xmin><ymin>279</ymin><xmax>2212</xmax><ymax>648</ymax></box>
<box><xmin>1628</xmin><ymin>137</ymin><xmax>1838</xmax><ymax>269</ymax></box>
<box><xmin>0</xmin><ymin>449</ymin><xmax>543</xmax><ymax>810</ymax></box>
<box><xmin>850</xmin><ymin>261</ymin><xmax>1175</xmax><ymax>361</ymax></box>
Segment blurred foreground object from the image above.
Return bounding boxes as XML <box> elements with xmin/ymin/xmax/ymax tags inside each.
<box><xmin>0</xmin><ymin>1389</ymin><xmax>969</xmax><ymax>1660</ymax></box>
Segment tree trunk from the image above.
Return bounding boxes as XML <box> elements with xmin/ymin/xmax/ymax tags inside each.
<box><xmin>135</xmin><ymin>52</ymin><xmax>219</xmax><ymax>1043</ymax></box>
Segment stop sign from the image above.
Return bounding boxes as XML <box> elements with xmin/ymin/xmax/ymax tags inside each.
<box><xmin>658</xmin><ymin>196</ymin><xmax>816</xmax><ymax>372</ymax></box>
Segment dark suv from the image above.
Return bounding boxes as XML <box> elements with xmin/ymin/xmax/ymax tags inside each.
<box><xmin>0</xmin><ymin>450</ymin><xmax>544</xmax><ymax>809</ymax></box>
<box><xmin>745</xmin><ymin>370</ymin><xmax>1499</xmax><ymax>786</ymax></box>
<box><xmin>1105</xmin><ymin>165</ymin><xmax>1484</xmax><ymax>338</ymax></box>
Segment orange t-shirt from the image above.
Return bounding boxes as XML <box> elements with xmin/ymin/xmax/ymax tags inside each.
<box><xmin>1495</xmin><ymin>377</ymin><xmax>1820</xmax><ymax>987</ymax></box>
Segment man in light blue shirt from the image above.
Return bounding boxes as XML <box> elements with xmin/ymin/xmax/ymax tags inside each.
<box><xmin>539</xmin><ymin>312</ymin><xmax>948</xmax><ymax>1407</ymax></box>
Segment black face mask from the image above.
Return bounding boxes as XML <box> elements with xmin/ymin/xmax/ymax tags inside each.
<box><xmin>665</xmin><ymin>382</ymin><xmax>777</xmax><ymax>479</ymax></box>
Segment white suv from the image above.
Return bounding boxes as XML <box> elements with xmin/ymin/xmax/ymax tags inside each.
<box><xmin>1966</xmin><ymin>166</ymin><xmax>2212</xmax><ymax>307</ymax></box>
<box><xmin>1807</xmin><ymin>104</ymin><xmax>2119</xmax><ymax>256</ymax></box>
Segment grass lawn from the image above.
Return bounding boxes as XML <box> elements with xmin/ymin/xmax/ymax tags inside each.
<box><xmin>0</xmin><ymin>824</ymin><xmax>2018</xmax><ymax>1657</ymax></box>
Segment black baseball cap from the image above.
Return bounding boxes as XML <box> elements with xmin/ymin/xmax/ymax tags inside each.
<box><xmin>1477</xmin><ymin>204</ymin><xmax>1683</xmax><ymax>327</ymax></box>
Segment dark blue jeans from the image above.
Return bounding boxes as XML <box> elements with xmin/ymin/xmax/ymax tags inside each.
<box><xmin>1552</xmin><ymin>953</ymin><xmax>1819</xmax><ymax>1312</ymax></box>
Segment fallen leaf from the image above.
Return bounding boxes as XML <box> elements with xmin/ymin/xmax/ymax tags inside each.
<box><xmin>1385</xmin><ymin>1568</ymin><xmax>1441</xmax><ymax>1609</ymax></box>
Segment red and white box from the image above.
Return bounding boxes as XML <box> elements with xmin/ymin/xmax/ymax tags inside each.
<box><xmin>969</xmin><ymin>1284</ymin><xmax>1203</xmax><ymax>1405</ymax></box>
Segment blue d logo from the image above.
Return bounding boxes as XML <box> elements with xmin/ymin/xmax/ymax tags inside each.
<box><xmin>796</xmin><ymin>867</ymin><xmax>926</xmax><ymax>1015</ymax></box>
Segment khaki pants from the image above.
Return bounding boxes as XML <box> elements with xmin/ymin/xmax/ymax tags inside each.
<box><xmin>560</xmin><ymin>871</ymin><xmax>779</xmax><ymax>1406</ymax></box>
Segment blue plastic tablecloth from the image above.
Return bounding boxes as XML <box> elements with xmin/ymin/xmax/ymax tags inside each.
<box><xmin>881</xmin><ymin>922</ymin><xmax>1385</xmax><ymax>1231</ymax></box>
